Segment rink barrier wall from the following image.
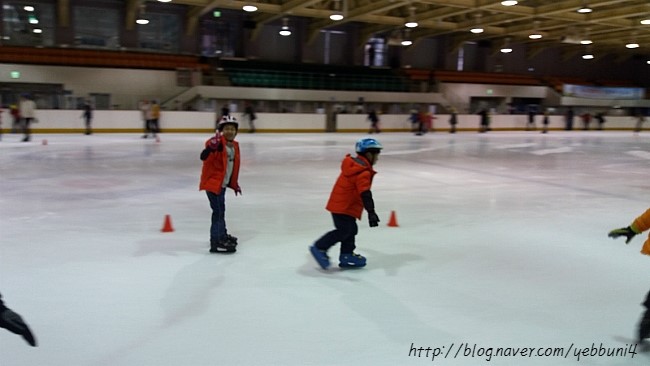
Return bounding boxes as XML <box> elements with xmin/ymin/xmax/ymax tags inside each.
<box><xmin>0</xmin><ymin>109</ymin><xmax>644</xmax><ymax>133</ymax></box>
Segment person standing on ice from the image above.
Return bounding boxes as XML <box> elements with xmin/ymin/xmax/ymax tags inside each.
<box><xmin>199</xmin><ymin>115</ymin><xmax>242</xmax><ymax>254</ymax></box>
<box><xmin>309</xmin><ymin>138</ymin><xmax>382</xmax><ymax>269</ymax></box>
<box><xmin>608</xmin><ymin>208</ymin><xmax>650</xmax><ymax>344</ymax></box>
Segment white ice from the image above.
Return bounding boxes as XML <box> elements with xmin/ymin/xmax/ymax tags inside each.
<box><xmin>0</xmin><ymin>131</ymin><xmax>649</xmax><ymax>366</ymax></box>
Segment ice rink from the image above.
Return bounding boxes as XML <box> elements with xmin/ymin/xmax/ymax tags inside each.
<box><xmin>0</xmin><ymin>130</ymin><xmax>649</xmax><ymax>366</ymax></box>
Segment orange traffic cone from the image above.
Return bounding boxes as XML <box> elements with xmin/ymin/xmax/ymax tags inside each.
<box><xmin>161</xmin><ymin>214</ymin><xmax>174</xmax><ymax>232</ymax></box>
<box><xmin>387</xmin><ymin>210</ymin><xmax>399</xmax><ymax>227</ymax></box>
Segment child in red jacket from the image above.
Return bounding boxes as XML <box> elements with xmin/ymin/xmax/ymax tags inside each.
<box><xmin>200</xmin><ymin>116</ymin><xmax>242</xmax><ymax>253</ymax></box>
<box><xmin>609</xmin><ymin>208</ymin><xmax>650</xmax><ymax>343</ymax></box>
<box><xmin>310</xmin><ymin>138</ymin><xmax>383</xmax><ymax>269</ymax></box>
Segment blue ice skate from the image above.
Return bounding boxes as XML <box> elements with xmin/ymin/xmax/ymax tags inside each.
<box><xmin>309</xmin><ymin>245</ymin><xmax>330</xmax><ymax>269</ymax></box>
<box><xmin>339</xmin><ymin>253</ymin><xmax>366</xmax><ymax>268</ymax></box>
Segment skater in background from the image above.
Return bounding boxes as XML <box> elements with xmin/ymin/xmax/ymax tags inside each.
<box><xmin>309</xmin><ymin>138</ymin><xmax>383</xmax><ymax>269</ymax></box>
<box><xmin>367</xmin><ymin>109</ymin><xmax>380</xmax><ymax>134</ymax></box>
<box><xmin>408</xmin><ymin>109</ymin><xmax>420</xmax><ymax>132</ymax></box>
<box><xmin>565</xmin><ymin>107</ymin><xmax>574</xmax><ymax>131</ymax></box>
<box><xmin>580</xmin><ymin>111</ymin><xmax>591</xmax><ymax>130</ymax></box>
<box><xmin>595</xmin><ymin>112</ymin><xmax>606</xmax><ymax>130</ymax></box>
<box><xmin>242</xmin><ymin>101</ymin><xmax>256</xmax><ymax>133</ymax></box>
<box><xmin>526</xmin><ymin>108</ymin><xmax>536</xmax><ymax>131</ymax></box>
<box><xmin>18</xmin><ymin>94</ymin><xmax>36</xmax><ymax>142</ymax></box>
<box><xmin>200</xmin><ymin>115</ymin><xmax>242</xmax><ymax>254</ymax></box>
<box><xmin>541</xmin><ymin>110</ymin><xmax>550</xmax><ymax>134</ymax></box>
<box><xmin>634</xmin><ymin>113</ymin><xmax>646</xmax><ymax>133</ymax></box>
<box><xmin>10</xmin><ymin>104</ymin><xmax>20</xmax><ymax>133</ymax></box>
<box><xmin>81</xmin><ymin>100</ymin><xmax>93</xmax><ymax>135</ymax></box>
<box><xmin>478</xmin><ymin>108</ymin><xmax>489</xmax><ymax>133</ymax></box>
<box><xmin>449</xmin><ymin>107</ymin><xmax>458</xmax><ymax>133</ymax></box>
<box><xmin>0</xmin><ymin>292</ymin><xmax>37</xmax><ymax>346</ymax></box>
<box><xmin>608</xmin><ymin>208</ymin><xmax>650</xmax><ymax>344</ymax></box>
<box><xmin>150</xmin><ymin>100</ymin><xmax>161</xmax><ymax>136</ymax></box>
<box><xmin>139</xmin><ymin>99</ymin><xmax>152</xmax><ymax>138</ymax></box>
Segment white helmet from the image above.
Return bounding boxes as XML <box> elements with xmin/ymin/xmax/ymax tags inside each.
<box><xmin>217</xmin><ymin>115</ymin><xmax>239</xmax><ymax>131</ymax></box>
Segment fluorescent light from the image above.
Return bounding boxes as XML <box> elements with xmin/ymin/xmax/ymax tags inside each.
<box><xmin>577</xmin><ymin>7</ymin><xmax>592</xmax><ymax>14</ymax></box>
<box><xmin>405</xmin><ymin>21</ymin><xmax>418</xmax><ymax>28</ymax></box>
<box><xmin>24</xmin><ymin>6</ymin><xmax>34</xmax><ymax>11</ymax></box>
<box><xmin>470</xmin><ymin>27</ymin><xmax>484</xmax><ymax>34</ymax></box>
<box><xmin>582</xmin><ymin>54</ymin><xmax>594</xmax><ymax>59</ymax></box>
<box><xmin>641</xmin><ymin>19</ymin><xmax>650</xmax><ymax>25</ymax></box>
<box><xmin>242</xmin><ymin>5</ymin><xmax>258</xmax><ymax>12</ymax></box>
<box><xmin>401</xmin><ymin>40</ymin><xmax>413</xmax><ymax>46</ymax></box>
<box><xmin>529</xmin><ymin>33</ymin><xmax>542</xmax><ymax>39</ymax></box>
<box><xmin>580</xmin><ymin>39</ymin><xmax>592</xmax><ymax>45</ymax></box>
<box><xmin>501</xmin><ymin>1</ymin><xmax>518</xmax><ymax>6</ymax></box>
<box><xmin>500</xmin><ymin>47</ymin><xmax>513</xmax><ymax>53</ymax></box>
<box><xmin>33</xmin><ymin>28</ymin><xmax>42</xmax><ymax>34</ymax></box>
<box><xmin>330</xmin><ymin>13</ymin><xmax>344</xmax><ymax>21</ymax></box>
<box><xmin>626</xmin><ymin>42</ymin><xmax>639</xmax><ymax>49</ymax></box>
<box><xmin>157</xmin><ymin>0</ymin><xmax>172</xmax><ymax>2</ymax></box>
<box><xmin>279</xmin><ymin>26</ymin><xmax>291</xmax><ymax>36</ymax></box>
<box><xmin>28</xmin><ymin>18</ymin><xmax>39</xmax><ymax>24</ymax></box>
<box><xmin>136</xmin><ymin>18</ymin><xmax>149</xmax><ymax>25</ymax></box>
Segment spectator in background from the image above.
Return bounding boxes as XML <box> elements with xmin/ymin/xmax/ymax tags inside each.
<box><xmin>526</xmin><ymin>108</ymin><xmax>536</xmax><ymax>131</ymax></box>
<box><xmin>18</xmin><ymin>94</ymin><xmax>36</xmax><ymax>142</ymax></box>
<box><xmin>478</xmin><ymin>108</ymin><xmax>489</xmax><ymax>133</ymax></box>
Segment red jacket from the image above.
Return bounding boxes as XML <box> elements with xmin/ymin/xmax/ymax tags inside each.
<box><xmin>326</xmin><ymin>154</ymin><xmax>376</xmax><ymax>219</ymax></box>
<box><xmin>631</xmin><ymin>208</ymin><xmax>650</xmax><ymax>256</ymax></box>
<box><xmin>199</xmin><ymin>136</ymin><xmax>240</xmax><ymax>194</ymax></box>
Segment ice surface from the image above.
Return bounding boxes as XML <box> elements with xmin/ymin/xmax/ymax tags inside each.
<box><xmin>1</xmin><ymin>131</ymin><xmax>649</xmax><ymax>366</ymax></box>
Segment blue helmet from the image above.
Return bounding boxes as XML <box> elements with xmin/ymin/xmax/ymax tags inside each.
<box><xmin>355</xmin><ymin>138</ymin><xmax>383</xmax><ymax>154</ymax></box>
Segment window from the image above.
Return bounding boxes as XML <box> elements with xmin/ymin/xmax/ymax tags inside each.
<box><xmin>2</xmin><ymin>1</ymin><xmax>55</xmax><ymax>46</ymax></box>
<box><xmin>73</xmin><ymin>6</ymin><xmax>120</xmax><ymax>49</ymax></box>
<box><xmin>138</xmin><ymin>12</ymin><xmax>180</xmax><ymax>52</ymax></box>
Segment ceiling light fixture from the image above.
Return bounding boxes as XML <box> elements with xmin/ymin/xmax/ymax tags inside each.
<box><xmin>401</xmin><ymin>29</ymin><xmax>412</xmax><ymax>46</ymax></box>
<box><xmin>23</xmin><ymin>6</ymin><xmax>34</xmax><ymax>11</ymax></box>
<box><xmin>625</xmin><ymin>42</ymin><xmax>639</xmax><ymax>49</ymax></box>
<box><xmin>470</xmin><ymin>13</ymin><xmax>484</xmax><ymax>34</ymax></box>
<box><xmin>580</xmin><ymin>28</ymin><xmax>592</xmax><ymax>44</ymax></box>
<box><xmin>500</xmin><ymin>37</ymin><xmax>513</xmax><ymax>53</ymax></box>
<box><xmin>577</xmin><ymin>1</ymin><xmax>592</xmax><ymax>13</ymax></box>
<box><xmin>529</xmin><ymin>21</ymin><xmax>542</xmax><ymax>39</ymax></box>
<box><xmin>641</xmin><ymin>18</ymin><xmax>650</xmax><ymax>25</ymax></box>
<box><xmin>157</xmin><ymin>0</ymin><xmax>172</xmax><ymax>3</ymax></box>
<box><xmin>330</xmin><ymin>0</ymin><xmax>344</xmax><ymax>21</ymax></box>
<box><xmin>582</xmin><ymin>53</ymin><xmax>594</xmax><ymax>59</ymax></box>
<box><xmin>136</xmin><ymin>18</ymin><xmax>149</xmax><ymax>25</ymax></box>
<box><xmin>501</xmin><ymin>1</ymin><xmax>518</xmax><ymax>6</ymax></box>
<box><xmin>279</xmin><ymin>18</ymin><xmax>291</xmax><ymax>36</ymax></box>
<box><xmin>243</xmin><ymin>3</ymin><xmax>258</xmax><ymax>12</ymax></box>
<box><xmin>404</xmin><ymin>6</ymin><xmax>418</xmax><ymax>28</ymax></box>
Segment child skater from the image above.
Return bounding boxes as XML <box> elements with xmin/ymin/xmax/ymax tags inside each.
<box><xmin>608</xmin><ymin>208</ymin><xmax>650</xmax><ymax>344</ymax></box>
<box><xmin>309</xmin><ymin>138</ymin><xmax>383</xmax><ymax>269</ymax></box>
<box><xmin>0</xmin><ymin>292</ymin><xmax>37</xmax><ymax>346</ymax></box>
<box><xmin>200</xmin><ymin>115</ymin><xmax>242</xmax><ymax>253</ymax></box>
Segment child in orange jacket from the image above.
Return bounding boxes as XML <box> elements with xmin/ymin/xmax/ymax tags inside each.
<box><xmin>200</xmin><ymin>116</ymin><xmax>242</xmax><ymax>253</ymax></box>
<box><xmin>309</xmin><ymin>138</ymin><xmax>383</xmax><ymax>269</ymax></box>
<box><xmin>609</xmin><ymin>208</ymin><xmax>650</xmax><ymax>343</ymax></box>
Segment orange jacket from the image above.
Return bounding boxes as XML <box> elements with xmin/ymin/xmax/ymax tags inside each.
<box><xmin>326</xmin><ymin>154</ymin><xmax>376</xmax><ymax>219</ymax></box>
<box><xmin>631</xmin><ymin>208</ymin><xmax>650</xmax><ymax>256</ymax></box>
<box><xmin>199</xmin><ymin>136</ymin><xmax>240</xmax><ymax>194</ymax></box>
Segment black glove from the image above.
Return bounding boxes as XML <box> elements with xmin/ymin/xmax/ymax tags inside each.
<box><xmin>608</xmin><ymin>226</ymin><xmax>638</xmax><ymax>244</ymax></box>
<box><xmin>0</xmin><ymin>308</ymin><xmax>37</xmax><ymax>346</ymax></box>
<box><xmin>368</xmin><ymin>211</ymin><xmax>380</xmax><ymax>227</ymax></box>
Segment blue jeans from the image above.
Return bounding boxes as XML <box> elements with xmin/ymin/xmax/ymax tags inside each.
<box><xmin>206</xmin><ymin>189</ymin><xmax>227</xmax><ymax>242</ymax></box>
<box><xmin>314</xmin><ymin>213</ymin><xmax>358</xmax><ymax>254</ymax></box>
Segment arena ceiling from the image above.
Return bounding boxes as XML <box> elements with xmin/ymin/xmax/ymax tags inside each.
<box><xmin>135</xmin><ymin>1</ymin><xmax>650</xmax><ymax>58</ymax></box>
